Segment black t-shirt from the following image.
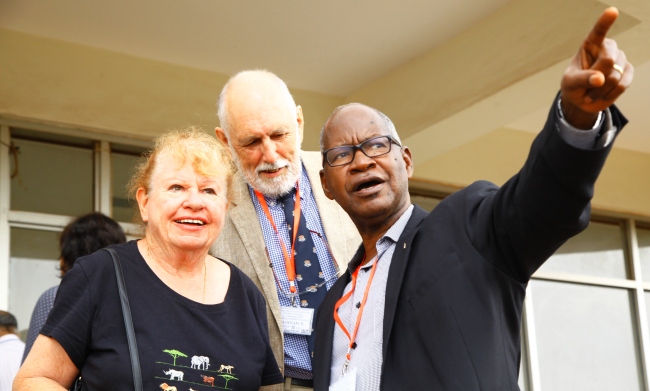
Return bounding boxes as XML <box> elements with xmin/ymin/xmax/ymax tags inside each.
<box><xmin>42</xmin><ymin>240</ymin><xmax>283</xmax><ymax>391</ymax></box>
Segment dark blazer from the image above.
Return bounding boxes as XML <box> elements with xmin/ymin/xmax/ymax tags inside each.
<box><xmin>313</xmin><ymin>100</ymin><xmax>627</xmax><ymax>390</ymax></box>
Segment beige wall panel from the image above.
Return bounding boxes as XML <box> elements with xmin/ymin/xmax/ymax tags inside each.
<box><xmin>594</xmin><ymin>146</ymin><xmax>650</xmax><ymax>216</ymax></box>
<box><xmin>345</xmin><ymin>0</ymin><xmax>639</xmax><ymax>139</ymax></box>
<box><xmin>291</xmin><ymin>91</ymin><xmax>344</xmax><ymax>152</ymax></box>
<box><xmin>413</xmin><ymin>127</ymin><xmax>532</xmax><ymax>187</ymax></box>
<box><xmin>0</xmin><ymin>29</ymin><xmax>225</xmax><ymax>138</ymax></box>
<box><xmin>0</xmin><ymin>29</ymin><xmax>341</xmax><ymax>149</ymax></box>
<box><xmin>413</xmin><ymin>128</ymin><xmax>650</xmax><ymax>216</ymax></box>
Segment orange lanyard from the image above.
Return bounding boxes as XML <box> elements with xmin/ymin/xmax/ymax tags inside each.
<box><xmin>333</xmin><ymin>254</ymin><xmax>378</xmax><ymax>374</ymax></box>
<box><xmin>254</xmin><ymin>184</ymin><xmax>301</xmax><ymax>294</ymax></box>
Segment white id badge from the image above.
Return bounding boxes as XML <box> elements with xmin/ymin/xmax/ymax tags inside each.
<box><xmin>330</xmin><ymin>367</ymin><xmax>357</xmax><ymax>391</ymax></box>
<box><xmin>281</xmin><ymin>306</ymin><xmax>314</xmax><ymax>335</ymax></box>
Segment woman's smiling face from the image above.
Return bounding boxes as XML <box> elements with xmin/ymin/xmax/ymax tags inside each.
<box><xmin>137</xmin><ymin>152</ymin><xmax>229</xmax><ymax>253</ymax></box>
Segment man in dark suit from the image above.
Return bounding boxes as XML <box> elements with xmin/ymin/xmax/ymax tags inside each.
<box><xmin>313</xmin><ymin>7</ymin><xmax>633</xmax><ymax>391</ymax></box>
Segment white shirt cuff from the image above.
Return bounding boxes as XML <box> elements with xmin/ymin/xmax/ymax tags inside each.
<box><xmin>556</xmin><ymin>99</ymin><xmax>615</xmax><ymax>150</ymax></box>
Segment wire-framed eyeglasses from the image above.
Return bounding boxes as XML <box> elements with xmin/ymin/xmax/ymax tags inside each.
<box><xmin>323</xmin><ymin>135</ymin><xmax>401</xmax><ymax>167</ymax></box>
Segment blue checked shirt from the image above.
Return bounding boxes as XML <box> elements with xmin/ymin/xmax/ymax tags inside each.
<box><xmin>249</xmin><ymin>162</ymin><xmax>339</xmax><ymax>379</ymax></box>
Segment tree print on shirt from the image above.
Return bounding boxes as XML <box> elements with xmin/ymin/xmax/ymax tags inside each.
<box><xmin>163</xmin><ymin>349</ymin><xmax>188</xmax><ymax>366</ymax></box>
<box><xmin>219</xmin><ymin>374</ymin><xmax>239</xmax><ymax>389</ymax></box>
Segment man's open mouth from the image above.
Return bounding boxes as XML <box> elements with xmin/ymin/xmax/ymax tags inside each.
<box><xmin>355</xmin><ymin>180</ymin><xmax>383</xmax><ymax>192</ymax></box>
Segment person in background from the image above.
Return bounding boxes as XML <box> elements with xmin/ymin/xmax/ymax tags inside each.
<box><xmin>0</xmin><ymin>310</ymin><xmax>24</xmax><ymax>391</ymax></box>
<box><xmin>212</xmin><ymin>70</ymin><xmax>360</xmax><ymax>390</ymax></box>
<box><xmin>14</xmin><ymin>127</ymin><xmax>283</xmax><ymax>390</ymax></box>
<box><xmin>22</xmin><ymin>212</ymin><xmax>127</xmax><ymax>362</ymax></box>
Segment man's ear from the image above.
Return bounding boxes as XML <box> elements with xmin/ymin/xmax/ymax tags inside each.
<box><xmin>296</xmin><ymin>105</ymin><xmax>305</xmax><ymax>145</ymax></box>
<box><xmin>215</xmin><ymin>127</ymin><xmax>229</xmax><ymax>146</ymax></box>
<box><xmin>319</xmin><ymin>169</ymin><xmax>334</xmax><ymax>200</ymax></box>
<box><xmin>136</xmin><ymin>187</ymin><xmax>150</xmax><ymax>223</ymax></box>
<box><xmin>402</xmin><ymin>146</ymin><xmax>414</xmax><ymax>179</ymax></box>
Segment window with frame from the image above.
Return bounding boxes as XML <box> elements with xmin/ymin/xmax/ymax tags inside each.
<box><xmin>0</xmin><ymin>122</ymin><xmax>149</xmax><ymax>336</ymax></box>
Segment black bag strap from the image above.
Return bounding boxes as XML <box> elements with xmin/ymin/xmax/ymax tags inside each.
<box><xmin>104</xmin><ymin>247</ymin><xmax>143</xmax><ymax>391</ymax></box>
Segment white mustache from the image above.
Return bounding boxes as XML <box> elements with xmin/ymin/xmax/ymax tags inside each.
<box><xmin>256</xmin><ymin>159</ymin><xmax>290</xmax><ymax>173</ymax></box>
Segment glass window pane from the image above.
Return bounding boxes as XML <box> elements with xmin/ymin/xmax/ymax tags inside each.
<box><xmin>637</xmin><ymin>227</ymin><xmax>650</xmax><ymax>282</ymax></box>
<box><xmin>645</xmin><ymin>292</ymin><xmax>650</xmax><ymax>336</ymax></box>
<box><xmin>10</xmin><ymin>138</ymin><xmax>93</xmax><ymax>216</ymax></box>
<box><xmin>537</xmin><ymin>221</ymin><xmax>628</xmax><ymax>279</ymax></box>
<box><xmin>10</xmin><ymin>227</ymin><xmax>60</xmax><ymax>259</ymax></box>
<box><xmin>9</xmin><ymin>228</ymin><xmax>62</xmax><ymax>335</ymax></box>
<box><xmin>531</xmin><ymin>280</ymin><xmax>641</xmax><ymax>391</ymax></box>
<box><xmin>111</xmin><ymin>152</ymin><xmax>141</xmax><ymax>222</ymax></box>
<box><xmin>644</xmin><ymin>292</ymin><xmax>650</xmax><ymax>340</ymax></box>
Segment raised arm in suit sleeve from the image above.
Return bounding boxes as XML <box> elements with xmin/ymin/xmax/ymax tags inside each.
<box><xmin>473</xmin><ymin>8</ymin><xmax>633</xmax><ymax>282</ymax></box>
<box><xmin>468</xmin><ymin>96</ymin><xmax>627</xmax><ymax>283</ymax></box>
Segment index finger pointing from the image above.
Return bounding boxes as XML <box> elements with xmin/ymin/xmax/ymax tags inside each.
<box><xmin>586</xmin><ymin>7</ymin><xmax>619</xmax><ymax>46</ymax></box>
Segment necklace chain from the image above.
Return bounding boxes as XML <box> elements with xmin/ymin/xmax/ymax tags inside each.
<box><xmin>146</xmin><ymin>243</ymin><xmax>207</xmax><ymax>304</ymax></box>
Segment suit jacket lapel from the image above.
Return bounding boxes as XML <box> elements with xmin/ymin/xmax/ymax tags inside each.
<box><xmin>315</xmin><ymin>276</ymin><xmax>348</xmax><ymax>389</ymax></box>
<box><xmin>381</xmin><ymin>205</ymin><xmax>428</xmax><ymax>360</ymax></box>
<box><xmin>228</xmin><ymin>171</ymin><xmax>283</xmax><ymax>333</ymax></box>
<box><xmin>315</xmin><ymin>245</ymin><xmax>364</xmax><ymax>390</ymax></box>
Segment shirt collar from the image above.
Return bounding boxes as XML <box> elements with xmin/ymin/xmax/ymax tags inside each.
<box><xmin>348</xmin><ymin>204</ymin><xmax>415</xmax><ymax>272</ymax></box>
<box><xmin>381</xmin><ymin>204</ymin><xmax>414</xmax><ymax>244</ymax></box>
<box><xmin>297</xmin><ymin>161</ymin><xmax>311</xmax><ymax>200</ymax></box>
<box><xmin>0</xmin><ymin>334</ymin><xmax>20</xmax><ymax>343</ymax></box>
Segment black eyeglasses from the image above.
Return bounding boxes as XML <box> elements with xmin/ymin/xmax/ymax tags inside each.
<box><xmin>323</xmin><ymin>135</ymin><xmax>401</xmax><ymax>167</ymax></box>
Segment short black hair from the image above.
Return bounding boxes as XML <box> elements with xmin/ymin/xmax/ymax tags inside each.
<box><xmin>59</xmin><ymin>212</ymin><xmax>127</xmax><ymax>275</ymax></box>
<box><xmin>0</xmin><ymin>310</ymin><xmax>18</xmax><ymax>329</ymax></box>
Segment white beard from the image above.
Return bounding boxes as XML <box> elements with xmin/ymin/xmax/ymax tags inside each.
<box><xmin>232</xmin><ymin>151</ymin><xmax>301</xmax><ymax>197</ymax></box>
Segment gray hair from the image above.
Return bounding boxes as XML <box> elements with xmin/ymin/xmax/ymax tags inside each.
<box><xmin>216</xmin><ymin>69</ymin><xmax>297</xmax><ymax>135</ymax></box>
<box><xmin>319</xmin><ymin>103</ymin><xmax>401</xmax><ymax>152</ymax></box>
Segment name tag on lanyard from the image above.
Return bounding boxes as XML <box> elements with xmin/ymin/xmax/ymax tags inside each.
<box><xmin>281</xmin><ymin>306</ymin><xmax>314</xmax><ymax>336</ymax></box>
<box><xmin>330</xmin><ymin>367</ymin><xmax>357</xmax><ymax>391</ymax></box>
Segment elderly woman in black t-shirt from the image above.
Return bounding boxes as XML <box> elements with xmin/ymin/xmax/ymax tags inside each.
<box><xmin>15</xmin><ymin>128</ymin><xmax>283</xmax><ymax>391</ymax></box>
